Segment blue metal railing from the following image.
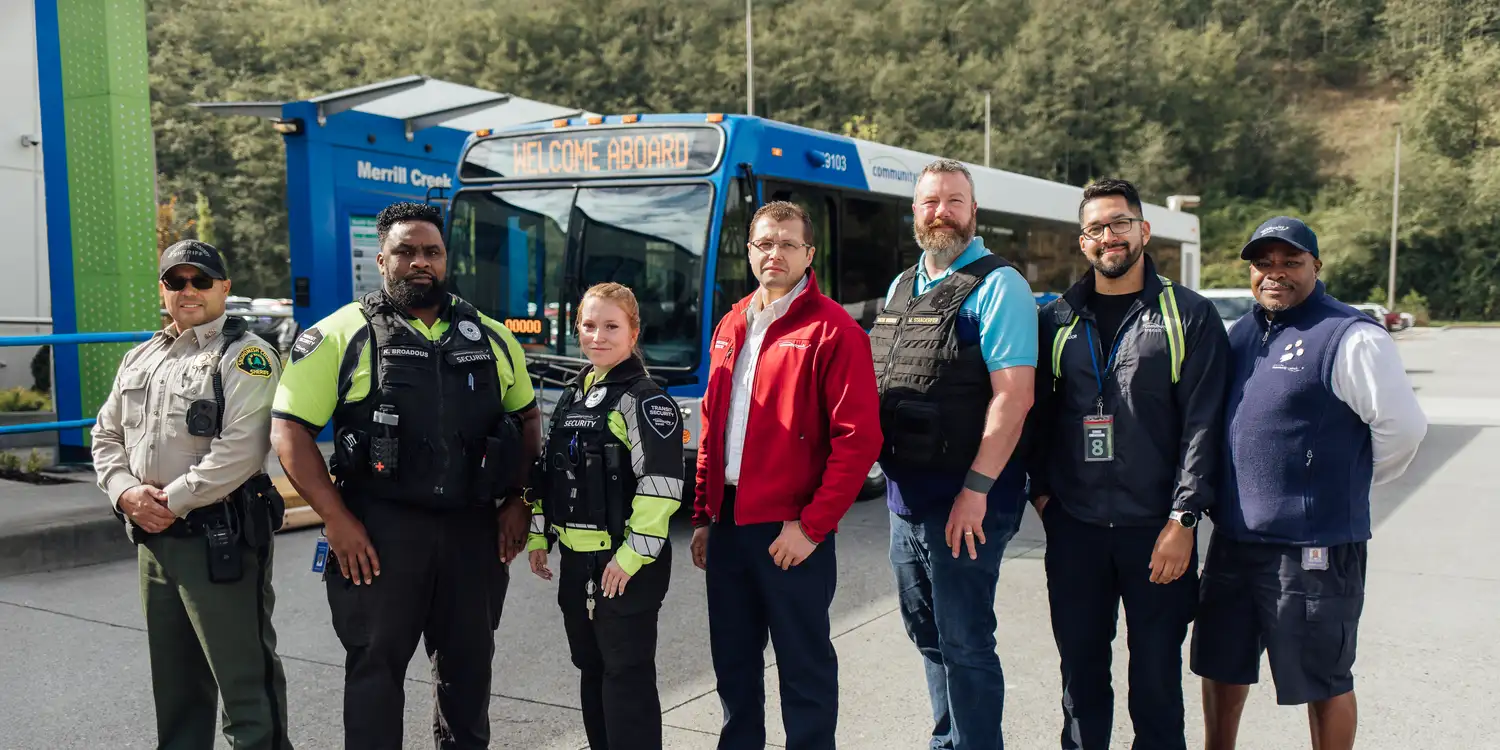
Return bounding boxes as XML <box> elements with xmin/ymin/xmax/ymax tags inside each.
<box><xmin>0</xmin><ymin>330</ymin><xmax>154</xmax><ymax>436</ymax></box>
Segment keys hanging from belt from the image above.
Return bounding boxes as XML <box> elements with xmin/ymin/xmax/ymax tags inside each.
<box><xmin>585</xmin><ymin>579</ymin><xmax>597</xmax><ymax>620</ymax></box>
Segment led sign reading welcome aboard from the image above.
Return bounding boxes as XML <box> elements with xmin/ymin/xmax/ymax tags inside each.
<box><xmin>461</xmin><ymin>127</ymin><xmax>723</xmax><ymax>180</ymax></box>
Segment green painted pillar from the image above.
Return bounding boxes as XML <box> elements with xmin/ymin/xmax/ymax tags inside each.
<box><xmin>56</xmin><ymin>0</ymin><xmax>159</xmax><ymax>434</ymax></box>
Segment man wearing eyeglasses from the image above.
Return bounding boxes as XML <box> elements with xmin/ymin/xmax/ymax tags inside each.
<box><xmin>1027</xmin><ymin>178</ymin><xmax>1228</xmax><ymax>749</ymax></box>
<box><xmin>691</xmin><ymin>201</ymin><xmax>881</xmax><ymax>750</ymax></box>
<box><xmin>92</xmin><ymin>240</ymin><xmax>292</xmax><ymax>748</ymax></box>
<box><xmin>870</xmin><ymin>159</ymin><xmax>1038</xmax><ymax>750</ymax></box>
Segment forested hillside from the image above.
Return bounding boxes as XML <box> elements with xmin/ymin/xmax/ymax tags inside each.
<box><xmin>147</xmin><ymin>0</ymin><xmax>1500</xmax><ymax>319</ymax></box>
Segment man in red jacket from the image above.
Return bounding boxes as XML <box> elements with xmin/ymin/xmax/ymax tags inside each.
<box><xmin>691</xmin><ymin>201</ymin><xmax>883</xmax><ymax>750</ymax></box>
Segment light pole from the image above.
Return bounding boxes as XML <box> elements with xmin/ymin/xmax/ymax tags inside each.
<box><xmin>745</xmin><ymin>0</ymin><xmax>754</xmax><ymax>116</ymax></box>
<box><xmin>1388</xmin><ymin>125</ymin><xmax>1401</xmax><ymax>311</ymax></box>
<box><xmin>984</xmin><ymin>92</ymin><xmax>991</xmax><ymax>167</ymax></box>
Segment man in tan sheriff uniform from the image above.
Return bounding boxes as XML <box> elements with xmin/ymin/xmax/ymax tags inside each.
<box><xmin>92</xmin><ymin>239</ymin><xmax>292</xmax><ymax>749</ymax></box>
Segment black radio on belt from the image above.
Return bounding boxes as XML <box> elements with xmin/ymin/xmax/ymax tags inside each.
<box><xmin>369</xmin><ymin>404</ymin><xmax>400</xmax><ymax>478</ymax></box>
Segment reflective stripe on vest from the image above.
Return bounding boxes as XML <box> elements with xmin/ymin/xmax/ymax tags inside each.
<box><xmin>1052</xmin><ymin>276</ymin><xmax>1185</xmax><ymax>385</ymax></box>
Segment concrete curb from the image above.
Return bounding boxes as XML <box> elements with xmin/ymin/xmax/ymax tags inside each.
<box><xmin>0</xmin><ymin>505</ymin><xmax>135</xmax><ymax>578</ymax></box>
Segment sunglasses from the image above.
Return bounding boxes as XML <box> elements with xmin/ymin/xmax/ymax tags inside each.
<box><xmin>162</xmin><ymin>275</ymin><xmax>216</xmax><ymax>292</ymax></box>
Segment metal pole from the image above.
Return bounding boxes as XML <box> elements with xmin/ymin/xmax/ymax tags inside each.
<box><xmin>984</xmin><ymin>92</ymin><xmax>991</xmax><ymax>167</ymax></box>
<box><xmin>1388</xmin><ymin>125</ymin><xmax>1401</xmax><ymax>311</ymax></box>
<box><xmin>745</xmin><ymin>0</ymin><xmax>754</xmax><ymax>116</ymax></box>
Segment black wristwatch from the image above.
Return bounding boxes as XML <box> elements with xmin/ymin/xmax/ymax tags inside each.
<box><xmin>1169</xmin><ymin>509</ymin><xmax>1198</xmax><ymax>529</ymax></box>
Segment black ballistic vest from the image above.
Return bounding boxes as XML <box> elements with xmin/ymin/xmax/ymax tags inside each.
<box><xmin>869</xmin><ymin>254</ymin><xmax>1010</xmax><ymax>472</ymax></box>
<box><xmin>334</xmin><ymin>292</ymin><xmax>509</xmax><ymax>509</ymax></box>
<box><xmin>543</xmin><ymin>368</ymin><xmax>640</xmax><ymax>540</ymax></box>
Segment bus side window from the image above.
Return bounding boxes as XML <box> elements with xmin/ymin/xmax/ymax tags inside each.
<box><xmin>764</xmin><ymin>184</ymin><xmax>834</xmax><ymax>291</ymax></box>
<box><xmin>839</xmin><ymin>196</ymin><xmax>907</xmax><ymax>328</ymax></box>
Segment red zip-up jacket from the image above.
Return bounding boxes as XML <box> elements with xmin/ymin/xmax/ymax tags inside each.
<box><xmin>692</xmin><ymin>271</ymin><xmax>882</xmax><ymax>543</ymax></box>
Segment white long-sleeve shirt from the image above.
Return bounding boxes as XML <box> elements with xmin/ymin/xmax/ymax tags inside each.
<box><xmin>1329</xmin><ymin>325</ymin><xmax>1428</xmax><ymax>485</ymax></box>
<box><xmin>724</xmin><ymin>275</ymin><xmax>808</xmax><ymax>485</ymax></box>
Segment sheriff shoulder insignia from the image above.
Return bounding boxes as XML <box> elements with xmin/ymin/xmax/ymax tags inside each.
<box><xmin>236</xmin><ymin>346</ymin><xmax>274</xmax><ymax>378</ymax></box>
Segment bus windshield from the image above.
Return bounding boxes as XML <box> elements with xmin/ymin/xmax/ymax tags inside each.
<box><xmin>446</xmin><ymin>183</ymin><xmax>712</xmax><ymax>372</ymax></box>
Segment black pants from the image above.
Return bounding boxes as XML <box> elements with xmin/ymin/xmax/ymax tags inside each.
<box><xmin>1042</xmin><ymin>502</ymin><xmax>1198</xmax><ymax>750</ymax></box>
<box><xmin>559</xmin><ymin>544</ymin><xmax>672</xmax><ymax>750</ymax></box>
<box><xmin>325</xmin><ymin>501</ymin><xmax>507</xmax><ymax>750</ymax></box>
<box><xmin>706</xmin><ymin>493</ymin><xmax>839</xmax><ymax>750</ymax></box>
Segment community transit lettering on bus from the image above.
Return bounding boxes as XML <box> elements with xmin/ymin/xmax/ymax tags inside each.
<box><xmin>461</xmin><ymin>126</ymin><xmax>723</xmax><ymax>180</ymax></box>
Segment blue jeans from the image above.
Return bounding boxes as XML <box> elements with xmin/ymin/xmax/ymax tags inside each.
<box><xmin>890</xmin><ymin>499</ymin><xmax>1023</xmax><ymax>750</ymax></box>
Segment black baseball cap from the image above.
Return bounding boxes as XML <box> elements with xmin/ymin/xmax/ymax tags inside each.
<box><xmin>1240</xmin><ymin>216</ymin><xmax>1319</xmax><ymax>260</ymax></box>
<box><xmin>159</xmin><ymin>240</ymin><xmax>228</xmax><ymax>280</ymax></box>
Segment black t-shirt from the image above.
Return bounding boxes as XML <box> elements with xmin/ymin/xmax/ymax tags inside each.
<box><xmin>1087</xmin><ymin>290</ymin><xmax>1137</xmax><ymax>358</ymax></box>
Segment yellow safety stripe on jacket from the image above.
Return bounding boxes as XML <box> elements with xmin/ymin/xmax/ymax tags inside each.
<box><xmin>1051</xmin><ymin>276</ymin><xmax>1185</xmax><ymax>385</ymax></box>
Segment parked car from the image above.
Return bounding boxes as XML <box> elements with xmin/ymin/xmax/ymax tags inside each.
<box><xmin>1200</xmin><ymin>289</ymin><xmax>1258</xmax><ymax>331</ymax></box>
<box><xmin>1352</xmin><ymin>303</ymin><xmax>1404</xmax><ymax>332</ymax></box>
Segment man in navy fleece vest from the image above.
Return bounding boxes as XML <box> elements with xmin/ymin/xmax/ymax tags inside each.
<box><xmin>1190</xmin><ymin>217</ymin><xmax>1427</xmax><ymax>750</ymax></box>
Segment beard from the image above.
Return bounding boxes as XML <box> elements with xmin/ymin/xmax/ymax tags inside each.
<box><xmin>914</xmin><ymin>214</ymin><xmax>978</xmax><ymax>267</ymax></box>
<box><xmin>1088</xmin><ymin>240</ymin><xmax>1144</xmax><ymax>279</ymax></box>
<box><xmin>386</xmin><ymin>272</ymin><xmax>448</xmax><ymax>310</ymax></box>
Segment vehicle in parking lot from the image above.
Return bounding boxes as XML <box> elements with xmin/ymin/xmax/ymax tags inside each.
<box><xmin>1352</xmin><ymin>303</ymin><xmax>1406</xmax><ymax>332</ymax></box>
<box><xmin>1200</xmin><ymin>288</ymin><xmax>1257</xmax><ymax>331</ymax></box>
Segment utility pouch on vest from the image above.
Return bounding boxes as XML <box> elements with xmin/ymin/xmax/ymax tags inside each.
<box><xmin>603</xmin><ymin>444</ymin><xmax>627</xmax><ymax>541</ymax></box>
<box><xmin>583</xmin><ymin>446</ymin><xmax>609</xmax><ymax>528</ymax></box>
<box><xmin>481</xmin><ymin>414</ymin><xmax>523</xmax><ymax>497</ymax></box>
<box><xmin>204</xmin><ymin>510</ymin><xmax>244</xmax><ymax>584</ymax></box>
<box><xmin>369</xmin><ymin>405</ymin><xmax>400</xmax><ymax>479</ymax></box>
<box><xmin>884</xmin><ymin>400</ymin><xmax>943</xmax><ymax>464</ymax></box>
<box><xmin>331</xmin><ymin>427</ymin><xmax>369</xmax><ymax>479</ymax></box>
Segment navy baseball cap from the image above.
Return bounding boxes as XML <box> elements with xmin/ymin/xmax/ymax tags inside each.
<box><xmin>159</xmin><ymin>239</ymin><xmax>228</xmax><ymax>280</ymax></box>
<box><xmin>1240</xmin><ymin>216</ymin><xmax>1318</xmax><ymax>260</ymax></box>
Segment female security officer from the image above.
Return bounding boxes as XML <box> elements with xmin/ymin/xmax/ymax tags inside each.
<box><xmin>528</xmin><ymin>282</ymin><xmax>684</xmax><ymax>750</ymax></box>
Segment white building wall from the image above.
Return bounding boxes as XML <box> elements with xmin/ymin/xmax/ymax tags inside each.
<box><xmin>0</xmin><ymin>0</ymin><xmax>50</xmax><ymax>392</ymax></box>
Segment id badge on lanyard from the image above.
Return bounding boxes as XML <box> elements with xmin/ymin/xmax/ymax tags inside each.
<box><xmin>1083</xmin><ymin>400</ymin><xmax>1114</xmax><ymax>462</ymax></box>
<box><xmin>1081</xmin><ymin>320</ymin><xmax>1118</xmax><ymax>463</ymax></box>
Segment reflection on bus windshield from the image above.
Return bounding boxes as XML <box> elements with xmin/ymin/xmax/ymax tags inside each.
<box><xmin>446</xmin><ymin>184</ymin><xmax>711</xmax><ymax>370</ymax></box>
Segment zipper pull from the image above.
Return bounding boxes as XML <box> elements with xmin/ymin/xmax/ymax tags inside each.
<box><xmin>1306</xmin><ymin>449</ymin><xmax>1314</xmax><ymax>467</ymax></box>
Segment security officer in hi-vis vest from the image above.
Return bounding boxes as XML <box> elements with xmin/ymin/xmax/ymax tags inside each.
<box><xmin>92</xmin><ymin>239</ymin><xmax>291</xmax><ymax>750</ymax></box>
<box><xmin>270</xmin><ymin>202</ymin><xmax>541</xmax><ymax>750</ymax></box>
<box><xmin>526</xmin><ymin>282</ymin><xmax>684</xmax><ymax>750</ymax></box>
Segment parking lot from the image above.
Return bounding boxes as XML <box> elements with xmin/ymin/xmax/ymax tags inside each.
<box><xmin>0</xmin><ymin>326</ymin><xmax>1495</xmax><ymax>748</ymax></box>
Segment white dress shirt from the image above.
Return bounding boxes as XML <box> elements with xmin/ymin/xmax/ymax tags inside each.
<box><xmin>724</xmin><ymin>274</ymin><xmax>808</xmax><ymax>485</ymax></box>
<box><xmin>1330</xmin><ymin>325</ymin><xmax>1428</xmax><ymax>485</ymax></box>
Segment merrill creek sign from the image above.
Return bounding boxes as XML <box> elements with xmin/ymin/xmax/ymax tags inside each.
<box><xmin>356</xmin><ymin>160</ymin><xmax>453</xmax><ymax>190</ymax></box>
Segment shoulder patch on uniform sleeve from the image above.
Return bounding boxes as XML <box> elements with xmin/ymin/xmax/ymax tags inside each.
<box><xmin>639</xmin><ymin>393</ymin><xmax>679</xmax><ymax>440</ymax></box>
<box><xmin>290</xmin><ymin>327</ymin><xmax>323</xmax><ymax>363</ymax></box>
<box><xmin>236</xmin><ymin>346</ymin><xmax>274</xmax><ymax>377</ymax></box>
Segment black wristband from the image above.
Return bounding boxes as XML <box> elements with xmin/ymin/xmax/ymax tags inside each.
<box><xmin>964</xmin><ymin>470</ymin><xmax>996</xmax><ymax>494</ymax></box>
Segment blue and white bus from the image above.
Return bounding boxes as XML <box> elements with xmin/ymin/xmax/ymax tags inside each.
<box><xmin>443</xmin><ymin>113</ymin><xmax>1201</xmax><ymax>454</ymax></box>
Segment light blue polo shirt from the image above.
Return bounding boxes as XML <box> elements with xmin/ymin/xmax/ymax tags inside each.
<box><xmin>883</xmin><ymin>237</ymin><xmax>1039</xmax><ymax>372</ymax></box>
<box><xmin>882</xmin><ymin>237</ymin><xmax>1039</xmax><ymax>517</ymax></box>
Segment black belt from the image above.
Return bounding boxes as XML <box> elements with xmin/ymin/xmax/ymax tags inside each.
<box><xmin>159</xmin><ymin>500</ymin><xmax>235</xmax><ymax>538</ymax></box>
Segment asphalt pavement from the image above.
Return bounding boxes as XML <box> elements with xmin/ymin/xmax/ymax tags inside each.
<box><xmin>0</xmin><ymin>326</ymin><xmax>1495</xmax><ymax>749</ymax></box>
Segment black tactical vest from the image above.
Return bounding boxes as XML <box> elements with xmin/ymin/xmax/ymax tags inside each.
<box><xmin>543</xmin><ymin>366</ymin><xmax>641</xmax><ymax>540</ymax></box>
<box><xmin>333</xmin><ymin>291</ymin><xmax>512</xmax><ymax>509</ymax></box>
<box><xmin>869</xmin><ymin>254</ymin><xmax>1011</xmax><ymax>472</ymax></box>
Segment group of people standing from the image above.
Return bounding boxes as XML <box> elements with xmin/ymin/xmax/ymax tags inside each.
<box><xmin>96</xmin><ymin>156</ymin><xmax>1424</xmax><ymax>750</ymax></box>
